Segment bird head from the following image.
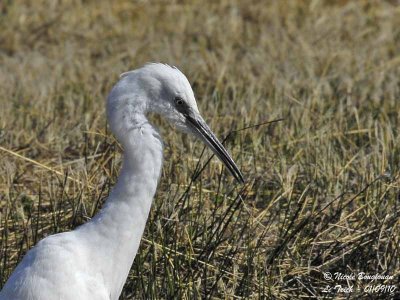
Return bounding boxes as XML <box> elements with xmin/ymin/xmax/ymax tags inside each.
<box><xmin>107</xmin><ymin>63</ymin><xmax>244</xmax><ymax>183</ymax></box>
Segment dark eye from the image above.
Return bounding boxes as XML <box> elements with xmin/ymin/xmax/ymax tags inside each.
<box><xmin>175</xmin><ymin>97</ymin><xmax>184</xmax><ymax>105</ymax></box>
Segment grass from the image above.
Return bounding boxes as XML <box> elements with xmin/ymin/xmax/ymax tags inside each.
<box><xmin>0</xmin><ymin>0</ymin><xmax>400</xmax><ymax>298</ymax></box>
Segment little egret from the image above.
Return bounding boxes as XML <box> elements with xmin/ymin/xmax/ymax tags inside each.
<box><xmin>0</xmin><ymin>63</ymin><xmax>244</xmax><ymax>300</ymax></box>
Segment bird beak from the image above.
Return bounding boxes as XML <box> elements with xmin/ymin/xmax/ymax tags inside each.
<box><xmin>185</xmin><ymin>113</ymin><xmax>244</xmax><ymax>183</ymax></box>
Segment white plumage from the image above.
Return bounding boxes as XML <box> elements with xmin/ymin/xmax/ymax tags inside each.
<box><xmin>0</xmin><ymin>63</ymin><xmax>243</xmax><ymax>300</ymax></box>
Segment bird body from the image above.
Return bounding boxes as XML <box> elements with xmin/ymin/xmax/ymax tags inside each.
<box><xmin>0</xmin><ymin>63</ymin><xmax>242</xmax><ymax>300</ymax></box>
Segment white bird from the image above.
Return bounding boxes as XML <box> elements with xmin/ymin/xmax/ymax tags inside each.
<box><xmin>0</xmin><ymin>63</ymin><xmax>243</xmax><ymax>300</ymax></box>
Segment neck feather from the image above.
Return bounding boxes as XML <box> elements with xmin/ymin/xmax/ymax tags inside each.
<box><xmin>77</xmin><ymin>120</ymin><xmax>163</xmax><ymax>298</ymax></box>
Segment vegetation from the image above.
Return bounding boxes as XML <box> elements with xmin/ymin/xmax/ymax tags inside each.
<box><xmin>0</xmin><ymin>0</ymin><xmax>399</xmax><ymax>298</ymax></box>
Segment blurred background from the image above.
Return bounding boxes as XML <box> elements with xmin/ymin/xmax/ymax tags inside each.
<box><xmin>0</xmin><ymin>0</ymin><xmax>399</xmax><ymax>298</ymax></box>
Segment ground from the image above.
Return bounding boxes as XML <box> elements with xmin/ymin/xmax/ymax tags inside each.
<box><xmin>0</xmin><ymin>0</ymin><xmax>399</xmax><ymax>299</ymax></box>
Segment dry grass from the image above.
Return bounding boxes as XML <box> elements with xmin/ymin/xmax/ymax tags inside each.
<box><xmin>1</xmin><ymin>0</ymin><xmax>400</xmax><ymax>299</ymax></box>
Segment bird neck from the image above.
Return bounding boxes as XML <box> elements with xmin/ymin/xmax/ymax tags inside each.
<box><xmin>78</xmin><ymin>121</ymin><xmax>163</xmax><ymax>298</ymax></box>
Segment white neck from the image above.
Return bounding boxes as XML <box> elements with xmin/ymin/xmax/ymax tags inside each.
<box><xmin>77</xmin><ymin>120</ymin><xmax>163</xmax><ymax>299</ymax></box>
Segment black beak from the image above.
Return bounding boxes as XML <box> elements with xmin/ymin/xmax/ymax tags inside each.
<box><xmin>185</xmin><ymin>113</ymin><xmax>244</xmax><ymax>184</ymax></box>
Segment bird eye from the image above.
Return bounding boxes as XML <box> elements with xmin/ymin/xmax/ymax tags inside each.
<box><xmin>175</xmin><ymin>97</ymin><xmax>184</xmax><ymax>105</ymax></box>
